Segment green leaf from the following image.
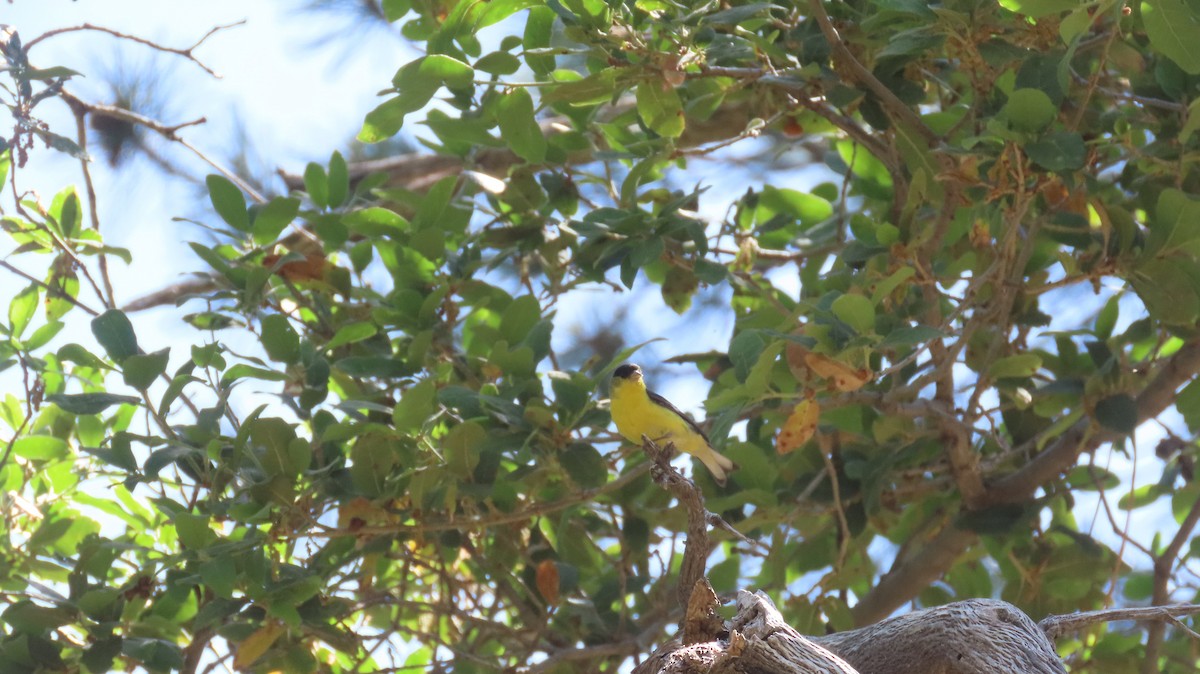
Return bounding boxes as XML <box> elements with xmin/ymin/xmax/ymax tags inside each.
<box><xmin>636</xmin><ymin>81</ymin><xmax>685</xmax><ymax>138</ymax></box>
<box><xmin>123</xmin><ymin>638</ymin><xmax>183</xmax><ymax>672</ymax></box>
<box><xmin>382</xmin><ymin>0</ymin><xmax>409</xmax><ymax>21</ymax></box>
<box><xmin>173</xmin><ymin>512</ymin><xmax>215</xmax><ymax>549</ymax></box>
<box><xmin>1147</xmin><ymin>188</ymin><xmax>1200</xmax><ymax>256</ymax></box>
<box><xmin>1026</xmin><ymin>131</ymin><xmax>1085</xmax><ymax>171</ymax></box>
<box><xmin>476</xmin><ymin>51</ymin><xmax>521</xmax><ymax>75</ymax></box>
<box><xmin>1132</xmin><ymin>257</ymin><xmax>1200</xmax><ymax>325</ymax></box>
<box><xmin>304</xmin><ymin>162</ymin><xmax>329</xmax><ymax>208</ymax></box>
<box><xmin>325</xmin><ymin>322</ymin><xmax>378</xmax><ymax>350</ymax></box>
<box><xmin>261</xmin><ymin>315</ymin><xmax>300</xmax><ymax>364</ymax></box>
<box><xmin>393</xmin><ymin>379</ymin><xmax>436</xmax><ymax>435</ymax></box>
<box><xmin>694</xmin><ymin>258</ymin><xmax>727</xmax><ymax>284</ymax></box>
<box><xmin>730</xmin><ymin>330</ymin><xmax>767</xmax><ymax>382</ymax></box>
<box><xmin>561</xmin><ymin>443</ymin><xmax>608</xmax><ymax>488</ymax></box>
<box><xmin>8</xmin><ymin>283</ymin><xmax>38</xmax><ymax>339</ymax></box>
<box><xmin>871</xmin><ymin>267</ymin><xmax>915</xmax><ymax>304</ymax></box>
<box><xmin>496</xmin><ymin>88</ymin><xmax>547</xmax><ymax>162</ymax></box>
<box><xmin>476</xmin><ymin>0</ymin><xmax>541</xmax><ymax>27</ymax></box>
<box><xmin>359</xmin><ymin>96</ymin><xmax>411</xmax><ymax>144</ymax></box>
<box><xmin>122</xmin><ymin>348</ymin><xmax>170</xmax><ymax>390</ymax></box>
<box><xmin>359</xmin><ymin>55</ymin><xmax>475</xmax><ymax>143</ymax></box>
<box><xmin>543</xmin><ymin>69</ymin><xmax>621</xmax><ymax>105</ymax></box>
<box><xmin>252</xmin><ymin>196</ymin><xmax>301</xmax><ymax>244</ymax></box>
<box><xmin>47</xmin><ymin>392</ymin><xmax>139</xmax><ymax>415</ymax></box>
<box><xmin>13</xmin><ymin>435</ymin><xmax>69</xmax><ymax>460</ymax></box>
<box><xmin>757</xmin><ymin>186</ymin><xmax>833</xmax><ymax>227</ymax></box>
<box><xmin>221</xmin><ymin>364</ymin><xmax>289</xmax><ymax>386</ymax></box>
<box><xmin>205</xmin><ymin>175</ymin><xmax>249</xmax><ymax>231</ymax></box>
<box><xmin>33</xmin><ymin>127</ymin><xmax>90</xmax><ymax>160</ymax></box>
<box><xmin>880</xmin><ymin>325</ymin><xmax>944</xmax><ymax>348</ymax></box>
<box><xmin>342</xmin><ymin>207</ymin><xmax>409</xmax><ymax>237</ymax></box>
<box><xmin>1094</xmin><ymin>295</ymin><xmax>1119</xmax><ymax>339</ymax></box>
<box><xmin>831</xmin><ymin>294</ymin><xmax>875</xmax><ymax>335</ymax></box>
<box><xmin>1142</xmin><ymin>0</ymin><xmax>1200</xmax><ymax>74</ymax></box>
<box><xmin>90</xmin><ymin>309</ymin><xmax>139</xmax><ymax>362</ymax></box>
<box><xmin>350</xmin><ymin>429</ymin><xmax>399</xmax><ymax>497</ymax></box>
<box><xmin>988</xmin><ymin>354</ymin><xmax>1042</xmax><ymax>379</ymax></box>
<box><xmin>25</xmin><ymin>66</ymin><xmax>83</xmax><ymax>80</ymax></box>
<box><xmin>1177</xmin><ymin>378</ymin><xmax>1200</xmax><ymax>433</ymax></box>
<box><xmin>249</xmin><ymin>417</ymin><xmax>309</xmax><ymax>477</ymax></box>
<box><xmin>2</xmin><ymin>600</ymin><xmax>76</xmax><ymax>633</ymax></box>
<box><xmin>199</xmin><ymin>556</ymin><xmax>237</xmax><ymax>598</ymax></box>
<box><xmin>1118</xmin><ymin>483</ymin><xmax>1161</xmax><ymax>510</ymax></box>
<box><xmin>58</xmin><ymin>343</ymin><xmax>111</xmax><ymax>370</ymax></box>
<box><xmin>184</xmin><ymin>312</ymin><xmax>237</xmax><ymax>330</ymax></box>
<box><xmin>1095</xmin><ymin>393</ymin><xmax>1138</xmax><ymax>435</ymax></box>
<box><xmin>82</xmin><ymin>433</ymin><xmax>138</xmax><ymax>472</ymax></box>
<box><xmin>999</xmin><ymin>0</ymin><xmax>1079</xmax><ymax>17</ymax></box>
<box><xmin>500</xmin><ymin>295</ymin><xmax>541</xmax><ymax>344</ymax></box>
<box><xmin>1003</xmin><ymin>88</ymin><xmax>1057</xmax><ymax>132</ymax></box>
<box><xmin>327</xmin><ymin>151</ymin><xmax>349</xmax><ymax>208</ymax></box>
<box><xmin>1182</xmin><ymin>99</ymin><xmax>1200</xmax><ymax>144</ymax></box>
<box><xmin>523</xmin><ymin>7</ymin><xmax>557</xmax><ymax>75</ymax></box>
<box><xmin>1066</xmin><ymin>465</ymin><xmax>1121</xmax><ymax>490</ymax></box>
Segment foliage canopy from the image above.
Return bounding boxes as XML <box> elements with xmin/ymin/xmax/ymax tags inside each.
<box><xmin>4</xmin><ymin>1</ymin><xmax>1200</xmax><ymax>672</ymax></box>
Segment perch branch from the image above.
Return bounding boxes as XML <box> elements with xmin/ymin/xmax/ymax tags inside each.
<box><xmin>640</xmin><ymin>436</ymin><xmax>711</xmax><ymax>612</ymax></box>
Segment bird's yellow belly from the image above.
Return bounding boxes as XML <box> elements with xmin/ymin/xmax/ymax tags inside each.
<box><xmin>611</xmin><ymin>395</ymin><xmax>684</xmax><ymax>446</ymax></box>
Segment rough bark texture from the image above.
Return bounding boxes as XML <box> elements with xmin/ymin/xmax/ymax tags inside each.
<box><xmin>636</xmin><ymin>592</ymin><xmax>1068</xmax><ymax>674</ymax></box>
<box><xmin>814</xmin><ymin>599</ymin><xmax>1067</xmax><ymax>674</ymax></box>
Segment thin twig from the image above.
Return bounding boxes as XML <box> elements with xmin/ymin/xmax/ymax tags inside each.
<box><xmin>72</xmin><ymin>97</ymin><xmax>208</xmax><ymax>140</ymax></box>
<box><xmin>65</xmin><ymin>96</ymin><xmax>115</xmax><ymax>307</ymax></box>
<box><xmin>0</xmin><ymin>259</ymin><xmax>100</xmax><ymax>316</ymax></box>
<box><xmin>24</xmin><ymin>20</ymin><xmax>245</xmax><ymax>78</ymax></box>
<box><xmin>58</xmin><ymin>91</ymin><xmax>265</xmax><ymax>204</ymax></box>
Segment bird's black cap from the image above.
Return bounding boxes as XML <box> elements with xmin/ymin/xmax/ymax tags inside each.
<box><xmin>613</xmin><ymin>363</ymin><xmax>642</xmax><ymax>379</ymax></box>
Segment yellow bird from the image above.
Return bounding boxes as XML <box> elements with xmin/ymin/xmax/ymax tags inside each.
<box><xmin>609</xmin><ymin>363</ymin><xmax>736</xmax><ymax>486</ymax></box>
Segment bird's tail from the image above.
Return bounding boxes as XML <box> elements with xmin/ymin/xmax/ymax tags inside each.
<box><xmin>697</xmin><ymin>446</ymin><xmax>737</xmax><ymax>487</ymax></box>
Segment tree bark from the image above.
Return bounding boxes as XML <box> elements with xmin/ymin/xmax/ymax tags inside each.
<box><xmin>635</xmin><ymin>592</ymin><xmax>1068</xmax><ymax>674</ymax></box>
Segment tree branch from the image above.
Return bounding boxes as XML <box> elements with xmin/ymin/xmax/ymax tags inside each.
<box><xmin>986</xmin><ymin>339</ymin><xmax>1200</xmax><ymax>505</ymax></box>
<box><xmin>851</xmin><ymin>339</ymin><xmax>1200</xmax><ymax>625</ymax></box>
<box><xmin>24</xmin><ymin>20</ymin><xmax>243</xmax><ymax>77</ymax></box>
<box><xmin>1041</xmin><ymin>603</ymin><xmax>1200</xmax><ymax>641</ymax></box>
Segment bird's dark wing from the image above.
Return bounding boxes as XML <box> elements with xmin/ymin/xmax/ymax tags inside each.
<box><xmin>647</xmin><ymin>389</ymin><xmax>711</xmax><ymax>444</ymax></box>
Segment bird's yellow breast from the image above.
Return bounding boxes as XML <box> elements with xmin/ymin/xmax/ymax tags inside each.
<box><xmin>610</xmin><ymin>378</ymin><xmax>700</xmax><ymax>451</ymax></box>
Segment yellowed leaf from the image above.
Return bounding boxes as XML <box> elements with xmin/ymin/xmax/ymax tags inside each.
<box><xmin>777</xmin><ymin>399</ymin><xmax>820</xmax><ymax>455</ymax></box>
<box><xmin>803</xmin><ymin>352</ymin><xmax>873</xmax><ymax>392</ymax></box>
<box><xmin>234</xmin><ymin>622</ymin><xmax>285</xmax><ymax>670</ymax></box>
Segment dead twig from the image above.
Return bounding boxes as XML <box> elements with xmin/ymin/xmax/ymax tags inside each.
<box><xmin>23</xmin><ymin>20</ymin><xmax>244</xmax><ymax>78</ymax></box>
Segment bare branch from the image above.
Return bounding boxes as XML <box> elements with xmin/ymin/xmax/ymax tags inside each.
<box><xmin>23</xmin><ymin>20</ymin><xmax>244</xmax><ymax>77</ymax></box>
<box><xmin>1040</xmin><ymin>604</ymin><xmax>1200</xmax><ymax>641</ymax></box>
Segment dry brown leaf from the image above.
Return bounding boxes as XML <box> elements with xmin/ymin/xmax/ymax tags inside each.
<box><xmin>785</xmin><ymin>340</ymin><xmax>812</xmax><ymax>381</ymax></box>
<box><xmin>777</xmin><ymin>399</ymin><xmax>820</xmax><ymax>455</ymax></box>
<box><xmin>337</xmin><ymin>497</ymin><xmax>392</xmax><ymax>531</ymax></box>
<box><xmin>536</xmin><ymin>559</ymin><xmax>560</xmax><ymax>606</ymax></box>
<box><xmin>264</xmin><ymin>252</ymin><xmax>330</xmax><ymax>282</ymax></box>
